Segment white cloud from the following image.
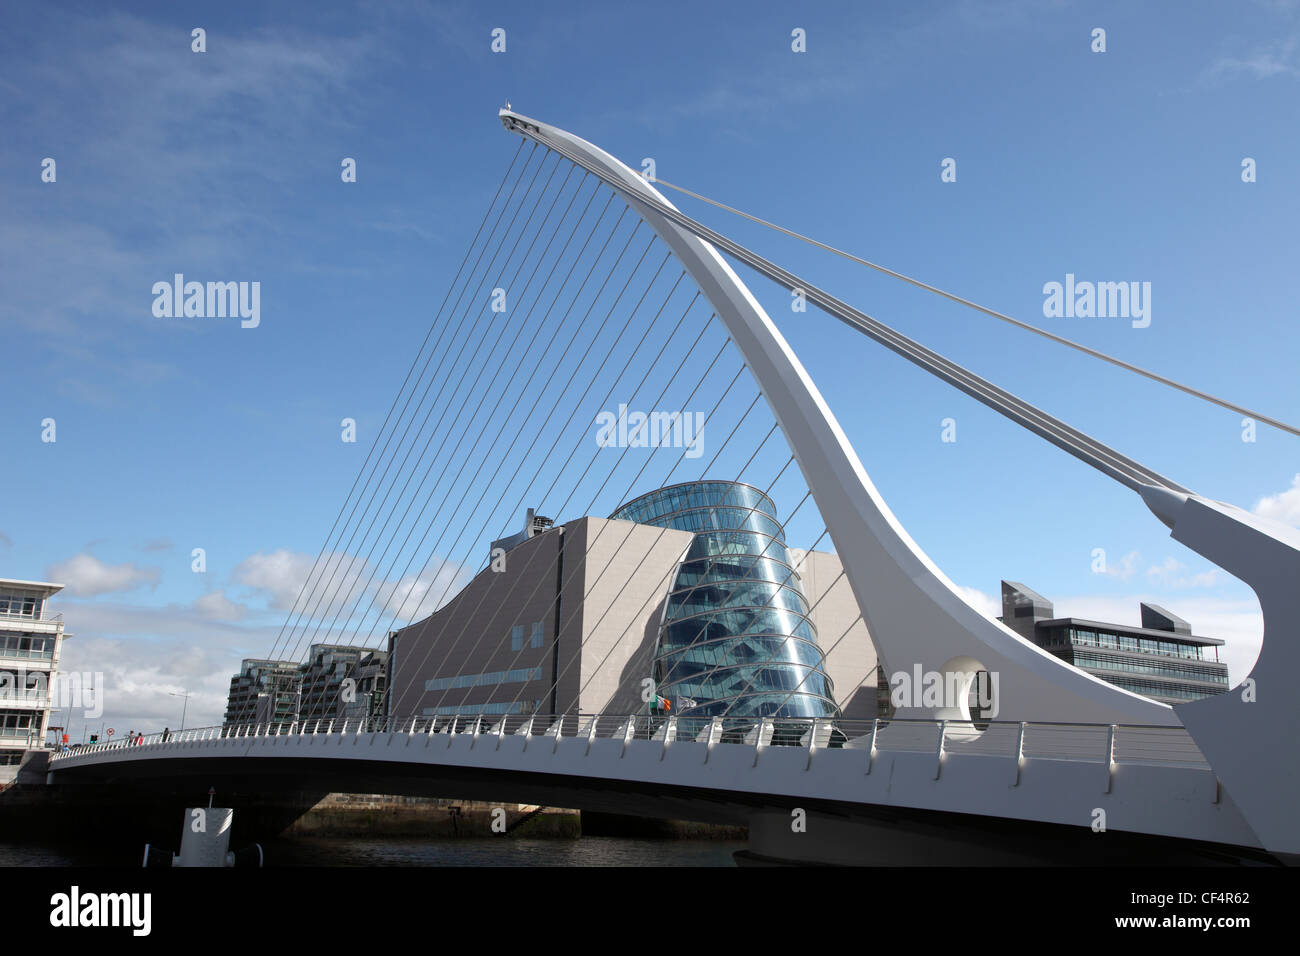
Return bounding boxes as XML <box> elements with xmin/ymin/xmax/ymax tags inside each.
<box><xmin>232</xmin><ymin>547</ymin><xmax>475</xmax><ymax>631</ymax></box>
<box><xmin>34</xmin><ymin>544</ymin><xmax>479</xmax><ymax>737</ymax></box>
<box><xmin>376</xmin><ymin>563</ymin><xmax>473</xmax><ymax>623</ymax></box>
<box><xmin>45</xmin><ymin>553</ymin><xmax>159</xmax><ymax>597</ymax></box>
<box><xmin>954</xmin><ymin>584</ymin><xmax>1000</xmax><ymax>620</ymax></box>
<box><xmin>51</xmin><ymin>601</ymin><xmax>264</xmax><ymax>734</ymax></box>
<box><xmin>1210</xmin><ymin>37</ymin><xmax>1299</xmax><ymax>79</ymax></box>
<box><xmin>1097</xmin><ymin>550</ymin><xmax>1140</xmax><ymax>581</ymax></box>
<box><xmin>1144</xmin><ymin>557</ymin><xmax>1219</xmax><ymax>590</ymax></box>
<box><xmin>232</xmin><ymin>548</ymin><xmax>366</xmax><ymax>616</ymax></box>
<box><xmin>194</xmin><ymin>590</ymin><xmax>246</xmax><ymax>621</ymax></box>
<box><xmin>1253</xmin><ymin>473</ymin><xmax>1300</xmax><ymax>527</ymax></box>
<box><xmin>0</xmin><ymin>8</ymin><xmax>379</xmax><ymax>376</ymax></box>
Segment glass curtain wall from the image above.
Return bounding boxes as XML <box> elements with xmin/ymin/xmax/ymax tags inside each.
<box><xmin>611</xmin><ymin>481</ymin><xmax>839</xmax><ymax>721</ymax></box>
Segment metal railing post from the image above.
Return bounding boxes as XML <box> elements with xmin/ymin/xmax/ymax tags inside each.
<box><xmin>805</xmin><ymin>718</ymin><xmax>824</xmax><ymax>771</ymax></box>
<box><xmin>619</xmin><ymin>715</ymin><xmax>636</xmax><ymax>758</ymax></box>
<box><xmin>703</xmin><ymin>717</ymin><xmax>723</xmax><ymax>764</ymax></box>
<box><xmin>1013</xmin><ymin>721</ymin><xmax>1027</xmax><ymax>786</ymax></box>
<box><xmin>1104</xmin><ymin>724</ymin><xmax>1117</xmax><ymax>793</ymax></box>
<box><xmin>753</xmin><ymin>717</ymin><xmax>773</xmax><ymax>767</ymax></box>
<box><xmin>659</xmin><ymin>715</ymin><xmax>677</xmax><ymax>761</ymax></box>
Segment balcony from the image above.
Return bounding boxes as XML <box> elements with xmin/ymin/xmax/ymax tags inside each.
<box><xmin>0</xmin><ymin>611</ymin><xmax>64</xmax><ymax>637</ymax></box>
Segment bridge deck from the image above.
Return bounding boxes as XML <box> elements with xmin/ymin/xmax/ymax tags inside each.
<box><xmin>48</xmin><ymin>715</ymin><xmax>1259</xmax><ymax>853</ymax></box>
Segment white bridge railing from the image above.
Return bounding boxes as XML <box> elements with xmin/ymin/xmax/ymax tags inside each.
<box><xmin>47</xmin><ymin>714</ymin><xmax>1211</xmax><ymax>771</ymax></box>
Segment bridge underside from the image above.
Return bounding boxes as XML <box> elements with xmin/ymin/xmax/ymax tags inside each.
<box><xmin>42</xmin><ymin>756</ymin><xmax>1280</xmax><ymax>866</ymax></box>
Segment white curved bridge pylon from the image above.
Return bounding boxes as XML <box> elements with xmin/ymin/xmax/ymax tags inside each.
<box><xmin>498</xmin><ymin>109</ymin><xmax>1300</xmax><ymax>858</ymax></box>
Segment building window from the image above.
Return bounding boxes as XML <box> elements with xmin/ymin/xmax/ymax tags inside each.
<box><xmin>511</xmin><ymin>625</ymin><xmax>525</xmax><ymax>651</ymax></box>
<box><xmin>422</xmin><ymin>701</ymin><xmax>530</xmax><ymax>717</ymax></box>
<box><xmin>0</xmin><ymin>634</ymin><xmax>53</xmax><ymax>660</ymax></box>
<box><xmin>530</xmin><ymin>621</ymin><xmax>544</xmax><ymax>648</ymax></box>
<box><xmin>424</xmin><ymin>666</ymin><xmax>542</xmax><ymax>693</ymax></box>
<box><xmin>0</xmin><ymin>593</ymin><xmax>38</xmax><ymax>618</ymax></box>
<box><xmin>0</xmin><ymin>710</ymin><xmax>37</xmax><ymax>736</ymax></box>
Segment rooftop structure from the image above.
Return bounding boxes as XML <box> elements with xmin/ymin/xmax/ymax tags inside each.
<box><xmin>1000</xmin><ymin>581</ymin><xmax>1229</xmax><ymax>704</ymax></box>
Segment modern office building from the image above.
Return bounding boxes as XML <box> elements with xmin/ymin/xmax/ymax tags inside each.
<box><xmin>388</xmin><ymin>482</ymin><xmax>877</xmax><ymax>722</ymax></box>
<box><xmin>220</xmin><ymin>647</ymin><xmax>390</xmax><ymax>728</ymax></box>
<box><xmin>1000</xmin><ymin>581</ymin><xmax>1230</xmax><ymax>704</ymax></box>
<box><xmin>609</xmin><ymin>482</ymin><xmax>839</xmax><ymax>719</ymax></box>
<box><xmin>300</xmin><ymin>644</ymin><xmax>371</xmax><ymax>722</ymax></box>
<box><xmin>0</xmin><ymin>578</ymin><xmax>67</xmax><ymax>784</ymax></box>
<box><xmin>223</xmin><ymin>658</ymin><xmax>300</xmax><ymax>727</ymax></box>
<box><xmin>338</xmin><ymin>648</ymin><xmax>390</xmax><ymax>722</ymax></box>
<box><xmin>222</xmin><ymin>645</ymin><xmax>391</xmax><ymax>729</ymax></box>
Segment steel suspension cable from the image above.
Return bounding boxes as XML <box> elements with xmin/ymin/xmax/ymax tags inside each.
<box><xmin>264</xmin><ymin>140</ymin><xmax>529</xmax><ymax>662</ymax></box>
<box><xmin>651</xmin><ymin>174</ymin><xmax>1300</xmax><ymax>440</ymax></box>
<box><xmin>334</xmin><ymin>224</ymin><xmax>664</xmax><ymax>668</ymax></box>
<box><xmin>274</xmin><ymin>144</ymin><xmax>552</xmax><ymax>661</ymax></box>
<box><xmin>337</xmin><ymin>191</ymin><xmax>628</xmax><ymax>659</ymax></box>
<box><xmin>521</xmin><ymin>128</ymin><xmax>1196</xmax><ymax>494</ymax></box>
<box><xmin>420</xmin><ymin>307</ymin><xmax>725</xmax><ymax>717</ymax></box>
<box><xmin>311</xmin><ymin>167</ymin><xmax>600</xmax><ymax>655</ymax></box>
<box><xmin>382</xmin><ymin>283</ymin><xmax>711</xmax><ymax>713</ymax></box>
<box><xmin>346</xmin><ymin>227</ymin><xmax>677</xmax><ymax>713</ymax></box>
<box><xmin>302</xmin><ymin>198</ymin><xmax>645</xmax><ymax>717</ymax></box>
<box><xmin>567</xmin><ymin>446</ymin><xmax>797</xmax><ymax>718</ymax></box>
<box><xmin>284</xmin><ymin>151</ymin><xmax>569</xmax><ymax>663</ymax></box>
<box><xmin>506</xmin><ymin>370</ymin><xmax>764</xmax><ymax>720</ymax></box>
<box><xmin>357</xmin><ymin>255</ymin><xmax>685</xmax><ymax>663</ymax></box>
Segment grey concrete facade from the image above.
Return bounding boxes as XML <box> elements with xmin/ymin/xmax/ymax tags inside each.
<box><xmin>390</xmin><ymin>517</ymin><xmax>696</xmax><ymax>718</ymax></box>
<box><xmin>390</xmin><ymin>517</ymin><xmax>881</xmax><ymax>722</ymax></box>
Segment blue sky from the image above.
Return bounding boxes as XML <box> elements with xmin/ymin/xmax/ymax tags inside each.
<box><xmin>2</xmin><ymin>0</ymin><xmax>1298</xmax><ymax>735</ymax></box>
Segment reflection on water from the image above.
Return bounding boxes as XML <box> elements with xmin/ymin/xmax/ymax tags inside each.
<box><xmin>0</xmin><ymin>836</ymin><xmax>744</xmax><ymax>867</ymax></box>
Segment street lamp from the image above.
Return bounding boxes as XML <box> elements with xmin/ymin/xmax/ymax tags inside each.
<box><xmin>169</xmin><ymin>689</ymin><xmax>192</xmax><ymax>731</ymax></box>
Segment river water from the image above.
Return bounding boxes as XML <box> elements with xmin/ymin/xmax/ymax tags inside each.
<box><xmin>0</xmin><ymin>835</ymin><xmax>745</xmax><ymax>867</ymax></box>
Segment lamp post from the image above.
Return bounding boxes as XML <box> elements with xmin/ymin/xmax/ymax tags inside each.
<box><xmin>170</xmin><ymin>689</ymin><xmax>192</xmax><ymax>731</ymax></box>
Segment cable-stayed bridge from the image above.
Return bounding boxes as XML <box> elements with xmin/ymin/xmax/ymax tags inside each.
<box><xmin>48</xmin><ymin>109</ymin><xmax>1300</xmax><ymax>865</ymax></box>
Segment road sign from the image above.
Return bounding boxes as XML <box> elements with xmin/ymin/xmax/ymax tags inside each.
<box><xmin>106</xmin><ymin>728</ymin><xmax>114</xmax><ymax>737</ymax></box>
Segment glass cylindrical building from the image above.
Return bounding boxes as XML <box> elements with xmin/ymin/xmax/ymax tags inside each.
<box><xmin>610</xmin><ymin>481</ymin><xmax>839</xmax><ymax>720</ymax></box>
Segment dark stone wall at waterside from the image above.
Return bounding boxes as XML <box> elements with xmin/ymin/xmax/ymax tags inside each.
<box><xmin>285</xmin><ymin>795</ymin><xmax>580</xmax><ymax>838</ymax></box>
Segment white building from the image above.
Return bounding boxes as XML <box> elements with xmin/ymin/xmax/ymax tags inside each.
<box><xmin>0</xmin><ymin>578</ymin><xmax>67</xmax><ymax>785</ymax></box>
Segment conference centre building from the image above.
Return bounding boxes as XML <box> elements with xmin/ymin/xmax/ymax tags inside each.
<box><xmin>387</xmin><ymin>481</ymin><xmax>880</xmax><ymax>723</ymax></box>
